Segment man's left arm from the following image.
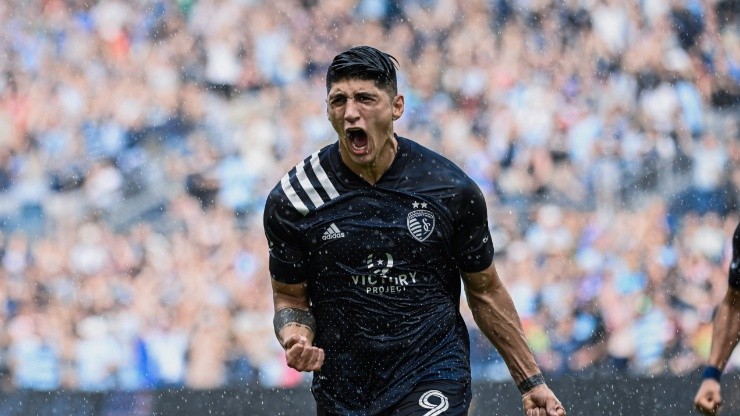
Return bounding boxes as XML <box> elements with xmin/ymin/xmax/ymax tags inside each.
<box><xmin>706</xmin><ymin>287</ymin><xmax>740</xmax><ymax>373</ymax></box>
<box><xmin>694</xmin><ymin>286</ymin><xmax>740</xmax><ymax>415</ymax></box>
<box><xmin>462</xmin><ymin>262</ymin><xmax>566</xmax><ymax>416</ymax></box>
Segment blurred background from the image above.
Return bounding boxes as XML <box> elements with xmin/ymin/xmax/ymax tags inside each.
<box><xmin>0</xmin><ymin>0</ymin><xmax>738</xmax><ymax>413</ymax></box>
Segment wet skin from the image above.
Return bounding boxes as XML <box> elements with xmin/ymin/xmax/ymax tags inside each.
<box><xmin>326</xmin><ymin>78</ymin><xmax>404</xmax><ymax>184</ymax></box>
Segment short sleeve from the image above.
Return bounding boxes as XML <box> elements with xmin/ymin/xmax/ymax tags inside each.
<box><xmin>263</xmin><ymin>188</ymin><xmax>308</xmax><ymax>284</ymax></box>
<box><xmin>449</xmin><ymin>179</ymin><xmax>494</xmax><ymax>273</ymax></box>
<box><xmin>730</xmin><ymin>223</ymin><xmax>740</xmax><ymax>290</ymax></box>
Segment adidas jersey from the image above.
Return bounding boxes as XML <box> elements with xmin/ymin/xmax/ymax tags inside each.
<box><xmin>730</xmin><ymin>223</ymin><xmax>739</xmax><ymax>290</ymax></box>
<box><xmin>263</xmin><ymin>136</ymin><xmax>494</xmax><ymax>415</ymax></box>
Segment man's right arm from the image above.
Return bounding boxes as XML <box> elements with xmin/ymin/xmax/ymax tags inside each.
<box><xmin>272</xmin><ymin>279</ymin><xmax>324</xmax><ymax>372</ymax></box>
<box><xmin>264</xmin><ymin>187</ymin><xmax>324</xmax><ymax>372</ymax></box>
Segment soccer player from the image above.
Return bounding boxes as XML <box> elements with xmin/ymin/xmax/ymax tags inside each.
<box><xmin>694</xmin><ymin>222</ymin><xmax>740</xmax><ymax>416</ymax></box>
<box><xmin>264</xmin><ymin>45</ymin><xmax>566</xmax><ymax>416</ymax></box>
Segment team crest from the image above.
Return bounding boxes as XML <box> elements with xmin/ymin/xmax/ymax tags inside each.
<box><xmin>407</xmin><ymin>210</ymin><xmax>435</xmax><ymax>242</ymax></box>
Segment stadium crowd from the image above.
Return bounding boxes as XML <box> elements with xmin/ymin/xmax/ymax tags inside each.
<box><xmin>0</xmin><ymin>0</ymin><xmax>738</xmax><ymax>391</ymax></box>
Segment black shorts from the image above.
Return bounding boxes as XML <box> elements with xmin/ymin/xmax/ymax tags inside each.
<box><xmin>317</xmin><ymin>380</ymin><xmax>471</xmax><ymax>416</ymax></box>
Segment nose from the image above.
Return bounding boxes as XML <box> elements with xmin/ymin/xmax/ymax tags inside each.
<box><xmin>344</xmin><ymin>99</ymin><xmax>360</xmax><ymax>124</ymax></box>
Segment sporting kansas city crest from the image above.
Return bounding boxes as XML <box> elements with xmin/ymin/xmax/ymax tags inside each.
<box><xmin>407</xmin><ymin>203</ymin><xmax>436</xmax><ymax>242</ymax></box>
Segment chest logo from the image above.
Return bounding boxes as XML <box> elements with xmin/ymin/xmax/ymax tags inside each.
<box><xmin>366</xmin><ymin>253</ymin><xmax>394</xmax><ymax>276</ymax></box>
<box><xmin>322</xmin><ymin>223</ymin><xmax>345</xmax><ymax>240</ymax></box>
<box><xmin>407</xmin><ymin>208</ymin><xmax>435</xmax><ymax>242</ymax></box>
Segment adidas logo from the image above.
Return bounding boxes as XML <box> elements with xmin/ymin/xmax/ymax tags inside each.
<box><xmin>322</xmin><ymin>223</ymin><xmax>345</xmax><ymax>240</ymax></box>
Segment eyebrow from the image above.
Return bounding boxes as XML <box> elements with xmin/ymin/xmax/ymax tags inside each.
<box><xmin>328</xmin><ymin>90</ymin><xmax>379</xmax><ymax>100</ymax></box>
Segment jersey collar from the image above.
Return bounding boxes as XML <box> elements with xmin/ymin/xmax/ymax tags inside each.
<box><xmin>330</xmin><ymin>134</ymin><xmax>410</xmax><ymax>188</ymax></box>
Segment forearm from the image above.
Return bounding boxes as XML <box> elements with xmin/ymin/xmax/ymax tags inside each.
<box><xmin>269</xmin><ymin>279</ymin><xmax>325</xmax><ymax>371</ymax></box>
<box><xmin>466</xmin><ymin>279</ymin><xmax>540</xmax><ymax>384</ymax></box>
<box><xmin>274</xmin><ymin>306</ymin><xmax>316</xmax><ymax>345</ymax></box>
<box><xmin>707</xmin><ymin>289</ymin><xmax>740</xmax><ymax>371</ymax></box>
<box><xmin>272</xmin><ymin>279</ymin><xmax>316</xmax><ymax>346</ymax></box>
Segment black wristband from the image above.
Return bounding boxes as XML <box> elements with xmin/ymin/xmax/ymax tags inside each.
<box><xmin>518</xmin><ymin>373</ymin><xmax>546</xmax><ymax>394</ymax></box>
<box><xmin>702</xmin><ymin>366</ymin><xmax>722</xmax><ymax>382</ymax></box>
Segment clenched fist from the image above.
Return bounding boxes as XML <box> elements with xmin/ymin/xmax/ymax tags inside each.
<box><xmin>283</xmin><ymin>334</ymin><xmax>325</xmax><ymax>372</ymax></box>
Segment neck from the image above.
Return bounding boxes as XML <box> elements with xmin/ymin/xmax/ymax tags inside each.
<box><xmin>342</xmin><ymin>135</ymin><xmax>398</xmax><ymax>185</ymax></box>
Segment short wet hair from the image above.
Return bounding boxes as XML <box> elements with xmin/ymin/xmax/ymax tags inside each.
<box><xmin>326</xmin><ymin>46</ymin><xmax>399</xmax><ymax>97</ymax></box>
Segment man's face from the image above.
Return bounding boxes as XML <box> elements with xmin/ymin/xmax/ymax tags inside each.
<box><xmin>327</xmin><ymin>78</ymin><xmax>404</xmax><ymax>167</ymax></box>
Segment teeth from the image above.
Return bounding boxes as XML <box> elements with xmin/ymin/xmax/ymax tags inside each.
<box><xmin>345</xmin><ymin>129</ymin><xmax>367</xmax><ymax>152</ymax></box>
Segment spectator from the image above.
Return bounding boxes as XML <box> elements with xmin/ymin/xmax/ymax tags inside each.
<box><xmin>74</xmin><ymin>315</ymin><xmax>122</xmax><ymax>391</ymax></box>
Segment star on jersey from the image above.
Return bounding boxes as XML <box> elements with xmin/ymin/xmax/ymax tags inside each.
<box><xmin>412</xmin><ymin>201</ymin><xmax>428</xmax><ymax>209</ymax></box>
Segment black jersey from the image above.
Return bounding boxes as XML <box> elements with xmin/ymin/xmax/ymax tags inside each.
<box><xmin>730</xmin><ymin>223</ymin><xmax>740</xmax><ymax>290</ymax></box>
<box><xmin>263</xmin><ymin>136</ymin><xmax>494</xmax><ymax>415</ymax></box>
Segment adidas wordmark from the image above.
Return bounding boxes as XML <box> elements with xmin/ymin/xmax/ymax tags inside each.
<box><xmin>322</xmin><ymin>223</ymin><xmax>345</xmax><ymax>240</ymax></box>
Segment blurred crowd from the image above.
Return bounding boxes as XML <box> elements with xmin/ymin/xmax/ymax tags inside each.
<box><xmin>0</xmin><ymin>0</ymin><xmax>738</xmax><ymax>391</ymax></box>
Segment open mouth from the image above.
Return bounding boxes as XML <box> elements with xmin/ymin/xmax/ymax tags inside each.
<box><xmin>346</xmin><ymin>128</ymin><xmax>369</xmax><ymax>154</ymax></box>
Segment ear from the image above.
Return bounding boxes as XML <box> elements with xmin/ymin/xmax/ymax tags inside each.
<box><xmin>391</xmin><ymin>94</ymin><xmax>404</xmax><ymax>121</ymax></box>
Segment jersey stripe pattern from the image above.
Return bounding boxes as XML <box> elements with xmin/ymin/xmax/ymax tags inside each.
<box><xmin>280</xmin><ymin>151</ymin><xmax>340</xmax><ymax>215</ymax></box>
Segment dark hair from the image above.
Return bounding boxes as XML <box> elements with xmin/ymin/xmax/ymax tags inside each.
<box><xmin>326</xmin><ymin>46</ymin><xmax>399</xmax><ymax>96</ymax></box>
